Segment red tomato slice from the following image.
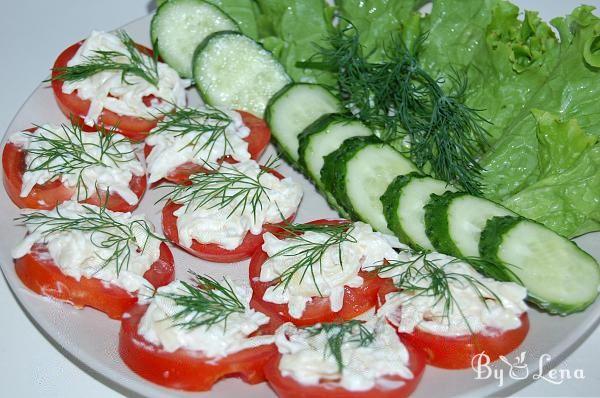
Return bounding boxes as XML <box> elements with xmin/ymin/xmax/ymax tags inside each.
<box><xmin>2</xmin><ymin>128</ymin><xmax>147</xmax><ymax>212</ymax></box>
<box><xmin>144</xmin><ymin>110</ymin><xmax>271</xmax><ymax>185</ymax></box>
<box><xmin>249</xmin><ymin>219</ymin><xmax>388</xmax><ymax>327</ymax></box>
<box><xmin>161</xmin><ymin>167</ymin><xmax>294</xmax><ymax>263</ymax></box>
<box><xmin>51</xmin><ymin>41</ymin><xmax>167</xmax><ymax>141</ymax></box>
<box><xmin>119</xmin><ymin>303</ymin><xmax>278</xmax><ymax>391</ymax></box>
<box><xmin>377</xmin><ymin>283</ymin><xmax>530</xmax><ymax>369</ymax></box>
<box><xmin>264</xmin><ymin>342</ymin><xmax>426</xmax><ymax>398</ymax></box>
<box><xmin>14</xmin><ymin>242</ymin><xmax>175</xmax><ymax>320</ymax></box>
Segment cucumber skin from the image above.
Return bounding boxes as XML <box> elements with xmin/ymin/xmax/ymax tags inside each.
<box><xmin>264</xmin><ymin>83</ymin><xmax>306</xmax><ymax>167</ymax></box>
<box><xmin>424</xmin><ymin>191</ymin><xmax>468</xmax><ymax>257</ymax></box>
<box><xmin>297</xmin><ymin>113</ymin><xmax>347</xmax><ymax>172</ymax></box>
<box><xmin>321</xmin><ymin>135</ymin><xmax>384</xmax><ymax>221</ymax></box>
<box><xmin>381</xmin><ymin>172</ymin><xmax>428</xmax><ymax>250</ymax></box>
<box><xmin>480</xmin><ymin>216</ymin><xmax>600</xmax><ymax>315</ymax></box>
<box><xmin>297</xmin><ymin>113</ymin><xmax>353</xmax><ymax>217</ymax></box>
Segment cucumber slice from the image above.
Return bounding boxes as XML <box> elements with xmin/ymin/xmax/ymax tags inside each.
<box><xmin>151</xmin><ymin>0</ymin><xmax>239</xmax><ymax>78</ymax></box>
<box><xmin>265</xmin><ymin>83</ymin><xmax>341</xmax><ymax>162</ymax></box>
<box><xmin>480</xmin><ymin>216</ymin><xmax>600</xmax><ymax>314</ymax></box>
<box><xmin>322</xmin><ymin>136</ymin><xmax>417</xmax><ymax>233</ymax></box>
<box><xmin>425</xmin><ymin>192</ymin><xmax>515</xmax><ymax>257</ymax></box>
<box><xmin>381</xmin><ymin>174</ymin><xmax>455</xmax><ymax>251</ymax></box>
<box><xmin>425</xmin><ymin>192</ymin><xmax>516</xmax><ymax>258</ymax></box>
<box><xmin>299</xmin><ymin>114</ymin><xmax>372</xmax><ymax>186</ymax></box>
<box><xmin>193</xmin><ymin>31</ymin><xmax>291</xmax><ymax>117</ymax></box>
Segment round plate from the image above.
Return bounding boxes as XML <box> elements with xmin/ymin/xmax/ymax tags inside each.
<box><xmin>1</xmin><ymin>11</ymin><xmax>599</xmax><ymax>398</ymax></box>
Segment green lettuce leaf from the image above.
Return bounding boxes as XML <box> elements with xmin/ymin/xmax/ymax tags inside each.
<box><xmin>256</xmin><ymin>0</ymin><xmax>335</xmax><ymax>84</ymax></box>
<box><xmin>336</xmin><ymin>0</ymin><xmax>424</xmax><ymax>60</ymax></box>
<box><xmin>502</xmin><ymin>111</ymin><xmax>600</xmax><ymax>237</ymax></box>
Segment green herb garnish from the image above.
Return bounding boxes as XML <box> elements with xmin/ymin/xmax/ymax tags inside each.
<box><xmin>269</xmin><ymin>221</ymin><xmax>355</xmax><ymax>295</ymax></box>
<box><xmin>161</xmin><ymin>272</ymin><xmax>245</xmax><ymax>330</ymax></box>
<box><xmin>158</xmin><ymin>158</ymin><xmax>278</xmax><ymax>222</ymax></box>
<box><xmin>17</xmin><ymin>202</ymin><xmax>161</xmax><ymax>275</ymax></box>
<box><xmin>304</xmin><ymin>320</ymin><xmax>375</xmax><ymax>372</ymax></box>
<box><xmin>304</xmin><ymin>24</ymin><xmax>490</xmax><ymax>194</ymax></box>
<box><xmin>150</xmin><ymin>105</ymin><xmax>235</xmax><ymax>159</ymax></box>
<box><xmin>23</xmin><ymin>122</ymin><xmax>136</xmax><ymax>200</ymax></box>
<box><xmin>377</xmin><ymin>253</ymin><xmax>505</xmax><ymax>330</ymax></box>
<box><xmin>50</xmin><ymin>30</ymin><xmax>159</xmax><ymax>86</ymax></box>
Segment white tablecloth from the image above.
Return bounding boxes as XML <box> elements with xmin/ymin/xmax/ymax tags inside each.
<box><xmin>0</xmin><ymin>1</ymin><xmax>598</xmax><ymax>396</ymax></box>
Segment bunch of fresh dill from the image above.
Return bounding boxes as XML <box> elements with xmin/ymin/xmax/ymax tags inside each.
<box><xmin>303</xmin><ymin>24</ymin><xmax>490</xmax><ymax>194</ymax></box>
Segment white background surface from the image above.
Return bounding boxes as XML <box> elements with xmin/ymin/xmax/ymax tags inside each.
<box><xmin>0</xmin><ymin>1</ymin><xmax>599</xmax><ymax>397</ymax></box>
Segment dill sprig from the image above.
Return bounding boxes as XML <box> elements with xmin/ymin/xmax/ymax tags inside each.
<box><xmin>22</xmin><ymin>123</ymin><xmax>136</xmax><ymax>200</ymax></box>
<box><xmin>16</xmin><ymin>202</ymin><xmax>161</xmax><ymax>275</ymax></box>
<box><xmin>377</xmin><ymin>253</ymin><xmax>504</xmax><ymax>330</ymax></box>
<box><xmin>161</xmin><ymin>272</ymin><xmax>245</xmax><ymax>330</ymax></box>
<box><xmin>150</xmin><ymin>105</ymin><xmax>234</xmax><ymax>159</ymax></box>
<box><xmin>158</xmin><ymin>158</ymin><xmax>279</xmax><ymax>222</ymax></box>
<box><xmin>304</xmin><ymin>320</ymin><xmax>375</xmax><ymax>372</ymax></box>
<box><xmin>50</xmin><ymin>30</ymin><xmax>159</xmax><ymax>86</ymax></box>
<box><xmin>269</xmin><ymin>222</ymin><xmax>355</xmax><ymax>295</ymax></box>
<box><xmin>303</xmin><ymin>24</ymin><xmax>490</xmax><ymax>194</ymax></box>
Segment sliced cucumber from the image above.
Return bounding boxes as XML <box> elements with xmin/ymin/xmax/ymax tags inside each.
<box><xmin>424</xmin><ymin>192</ymin><xmax>515</xmax><ymax>258</ymax></box>
<box><xmin>151</xmin><ymin>0</ymin><xmax>239</xmax><ymax>78</ymax></box>
<box><xmin>480</xmin><ymin>216</ymin><xmax>600</xmax><ymax>314</ymax></box>
<box><xmin>322</xmin><ymin>136</ymin><xmax>417</xmax><ymax>233</ymax></box>
<box><xmin>381</xmin><ymin>174</ymin><xmax>455</xmax><ymax>251</ymax></box>
<box><xmin>193</xmin><ymin>31</ymin><xmax>291</xmax><ymax>117</ymax></box>
<box><xmin>299</xmin><ymin>114</ymin><xmax>372</xmax><ymax>186</ymax></box>
<box><xmin>265</xmin><ymin>83</ymin><xmax>341</xmax><ymax>162</ymax></box>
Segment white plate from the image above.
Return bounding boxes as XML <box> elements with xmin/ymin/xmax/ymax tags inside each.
<box><xmin>1</xmin><ymin>9</ymin><xmax>600</xmax><ymax>398</ymax></box>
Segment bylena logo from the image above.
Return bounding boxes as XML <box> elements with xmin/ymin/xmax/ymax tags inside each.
<box><xmin>471</xmin><ymin>352</ymin><xmax>585</xmax><ymax>387</ymax></box>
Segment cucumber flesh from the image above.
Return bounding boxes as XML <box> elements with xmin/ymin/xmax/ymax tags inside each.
<box><xmin>425</xmin><ymin>192</ymin><xmax>514</xmax><ymax>258</ymax></box>
<box><xmin>322</xmin><ymin>136</ymin><xmax>417</xmax><ymax>234</ymax></box>
<box><xmin>151</xmin><ymin>0</ymin><xmax>239</xmax><ymax>78</ymax></box>
<box><xmin>193</xmin><ymin>31</ymin><xmax>291</xmax><ymax>117</ymax></box>
<box><xmin>382</xmin><ymin>174</ymin><xmax>455</xmax><ymax>251</ymax></box>
<box><xmin>266</xmin><ymin>84</ymin><xmax>341</xmax><ymax>162</ymax></box>
<box><xmin>480</xmin><ymin>216</ymin><xmax>600</xmax><ymax>314</ymax></box>
<box><xmin>299</xmin><ymin>115</ymin><xmax>372</xmax><ymax>186</ymax></box>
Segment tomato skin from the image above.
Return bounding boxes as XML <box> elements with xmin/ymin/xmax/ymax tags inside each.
<box><xmin>14</xmin><ymin>243</ymin><xmax>175</xmax><ymax>320</ymax></box>
<box><xmin>144</xmin><ymin>110</ymin><xmax>272</xmax><ymax>184</ymax></box>
<box><xmin>161</xmin><ymin>167</ymin><xmax>293</xmax><ymax>263</ymax></box>
<box><xmin>51</xmin><ymin>41</ymin><xmax>164</xmax><ymax>141</ymax></box>
<box><xmin>377</xmin><ymin>284</ymin><xmax>530</xmax><ymax>369</ymax></box>
<box><xmin>264</xmin><ymin>343</ymin><xmax>426</xmax><ymax>398</ymax></box>
<box><xmin>119</xmin><ymin>304</ymin><xmax>278</xmax><ymax>391</ymax></box>
<box><xmin>2</xmin><ymin>129</ymin><xmax>147</xmax><ymax>211</ymax></box>
<box><xmin>249</xmin><ymin>219</ymin><xmax>387</xmax><ymax>327</ymax></box>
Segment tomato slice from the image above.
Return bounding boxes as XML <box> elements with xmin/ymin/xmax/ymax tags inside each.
<box><xmin>377</xmin><ymin>283</ymin><xmax>530</xmax><ymax>369</ymax></box>
<box><xmin>264</xmin><ymin>342</ymin><xmax>426</xmax><ymax>398</ymax></box>
<box><xmin>119</xmin><ymin>303</ymin><xmax>278</xmax><ymax>391</ymax></box>
<box><xmin>145</xmin><ymin>110</ymin><xmax>271</xmax><ymax>184</ymax></box>
<box><xmin>2</xmin><ymin>128</ymin><xmax>147</xmax><ymax>212</ymax></box>
<box><xmin>249</xmin><ymin>219</ymin><xmax>388</xmax><ymax>327</ymax></box>
<box><xmin>14</xmin><ymin>243</ymin><xmax>175</xmax><ymax>320</ymax></box>
<box><xmin>161</xmin><ymin>167</ymin><xmax>293</xmax><ymax>263</ymax></box>
<box><xmin>50</xmin><ymin>41</ymin><xmax>166</xmax><ymax>141</ymax></box>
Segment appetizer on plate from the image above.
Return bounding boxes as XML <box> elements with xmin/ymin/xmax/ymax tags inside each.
<box><xmin>249</xmin><ymin>220</ymin><xmax>398</xmax><ymax>326</ymax></box>
<box><xmin>12</xmin><ymin>201</ymin><xmax>174</xmax><ymax>319</ymax></box>
<box><xmin>265</xmin><ymin>320</ymin><xmax>425</xmax><ymax>398</ymax></box>
<box><xmin>144</xmin><ymin>104</ymin><xmax>270</xmax><ymax>184</ymax></box>
<box><xmin>3</xmin><ymin>123</ymin><xmax>146</xmax><ymax>211</ymax></box>
<box><xmin>50</xmin><ymin>30</ymin><xmax>189</xmax><ymax>141</ymax></box>
<box><xmin>161</xmin><ymin>159</ymin><xmax>302</xmax><ymax>263</ymax></box>
<box><xmin>119</xmin><ymin>275</ymin><xmax>277</xmax><ymax>391</ymax></box>
<box><xmin>377</xmin><ymin>252</ymin><xmax>529</xmax><ymax>369</ymax></box>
